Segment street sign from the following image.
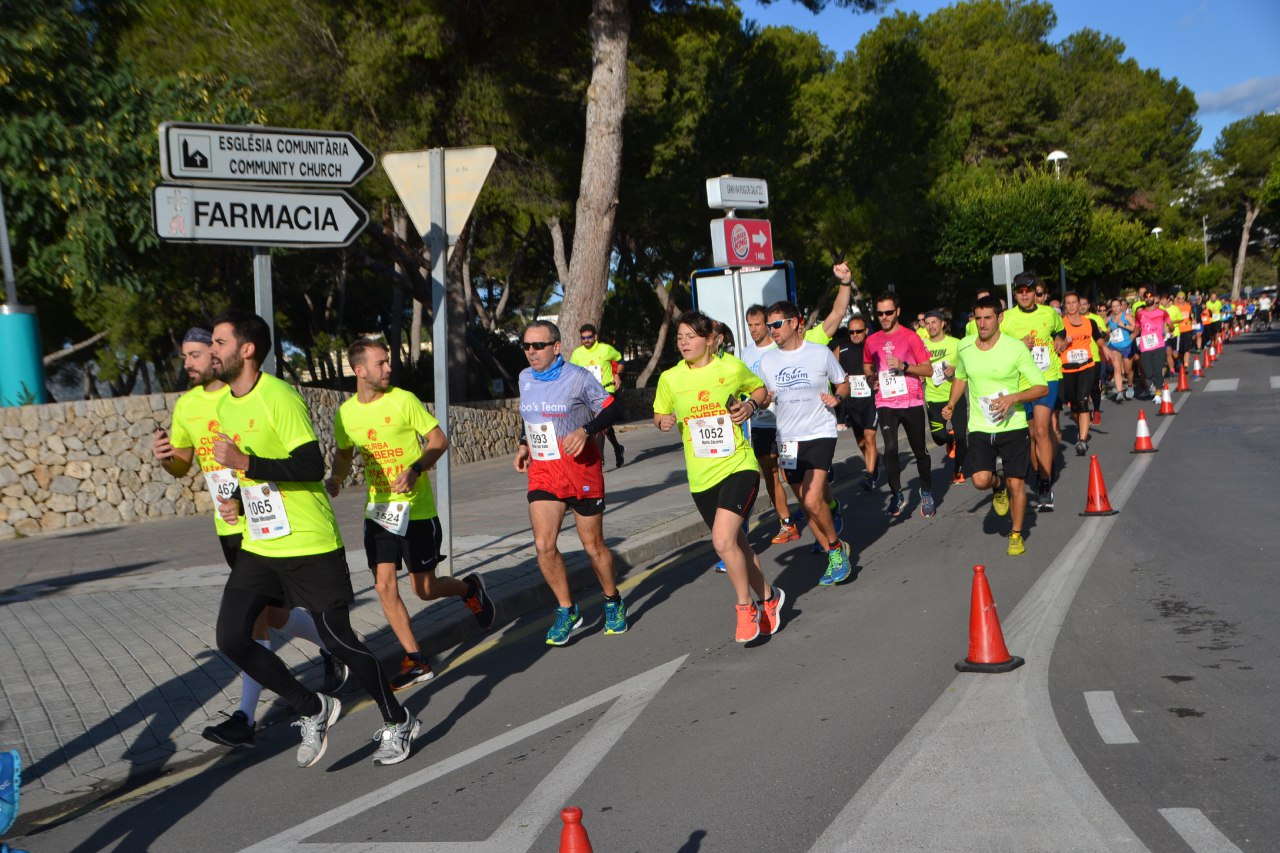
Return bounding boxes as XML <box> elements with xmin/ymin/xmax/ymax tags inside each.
<box><xmin>382</xmin><ymin>146</ymin><xmax>498</xmax><ymax>248</ymax></box>
<box><xmin>710</xmin><ymin>217</ymin><xmax>773</xmax><ymax>268</ymax></box>
<box><xmin>151</xmin><ymin>184</ymin><xmax>369</xmax><ymax>248</ymax></box>
<box><xmin>706</xmin><ymin>176</ymin><xmax>769</xmax><ymax>210</ymax></box>
<box><xmin>159</xmin><ymin>122</ymin><xmax>375</xmax><ymax>187</ymax></box>
<box><xmin>992</xmin><ymin>252</ymin><xmax>1025</xmax><ymax>308</ymax></box>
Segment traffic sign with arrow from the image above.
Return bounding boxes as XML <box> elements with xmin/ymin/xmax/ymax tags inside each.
<box><xmin>151</xmin><ymin>184</ymin><xmax>369</xmax><ymax>248</ymax></box>
<box><xmin>159</xmin><ymin>122</ymin><xmax>375</xmax><ymax>187</ymax></box>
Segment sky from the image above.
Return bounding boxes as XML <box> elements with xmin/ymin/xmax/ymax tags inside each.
<box><xmin>740</xmin><ymin>0</ymin><xmax>1280</xmax><ymax>151</ymax></box>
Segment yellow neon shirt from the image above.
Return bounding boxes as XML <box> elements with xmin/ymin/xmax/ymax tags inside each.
<box><xmin>654</xmin><ymin>354</ymin><xmax>762</xmax><ymax>493</ymax></box>
<box><xmin>335</xmin><ymin>387</ymin><xmax>441</xmax><ymax>520</ymax></box>
<box><xmin>570</xmin><ymin>342</ymin><xmax>622</xmax><ymax>391</ymax></box>
<box><xmin>1000</xmin><ymin>304</ymin><xmax>1065</xmax><ymax>381</ymax></box>
<box><xmin>168</xmin><ymin>384</ymin><xmax>245</xmax><ymax>537</ymax></box>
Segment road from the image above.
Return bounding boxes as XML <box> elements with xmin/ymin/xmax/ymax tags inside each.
<box><xmin>13</xmin><ymin>330</ymin><xmax>1279</xmax><ymax>852</ymax></box>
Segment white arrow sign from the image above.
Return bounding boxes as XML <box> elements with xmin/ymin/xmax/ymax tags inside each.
<box><xmin>159</xmin><ymin>122</ymin><xmax>375</xmax><ymax>187</ymax></box>
<box><xmin>151</xmin><ymin>184</ymin><xmax>369</xmax><ymax>248</ymax></box>
<box><xmin>382</xmin><ymin>146</ymin><xmax>497</xmax><ymax>249</ymax></box>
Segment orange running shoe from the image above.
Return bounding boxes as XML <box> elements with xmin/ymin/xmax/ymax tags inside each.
<box><xmin>734</xmin><ymin>602</ymin><xmax>760</xmax><ymax>643</ymax></box>
<box><xmin>758</xmin><ymin>587</ymin><xmax>786</xmax><ymax>636</ymax></box>
<box><xmin>771</xmin><ymin>522</ymin><xmax>800</xmax><ymax>544</ymax></box>
<box><xmin>952</xmin><ymin>471</ymin><xmax>966</xmax><ymax>485</ymax></box>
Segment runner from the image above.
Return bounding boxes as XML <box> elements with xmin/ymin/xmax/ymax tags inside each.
<box><xmin>152</xmin><ymin>327</ymin><xmax>344</xmax><ymax>750</ymax></box>
<box><xmin>922</xmin><ymin>310</ymin><xmax>967</xmax><ymax>484</ymax></box>
<box><xmin>1106</xmin><ymin>297</ymin><xmax>1136</xmax><ymax>400</ymax></box>
<box><xmin>1160</xmin><ymin>292</ymin><xmax>1182</xmax><ymax>378</ymax></box>
<box><xmin>1257</xmin><ymin>291</ymin><xmax>1273</xmax><ymax>329</ymax></box>
<box><xmin>759</xmin><ymin>301</ymin><xmax>853</xmax><ymax>583</ymax></box>
<box><xmin>999</xmin><ymin>272</ymin><xmax>1065</xmax><ymax>511</ymax></box>
<box><xmin>326</xmin><ymin>339</ymin><xmax>496</xmax><ymax>692</ymax></box>
<box><xmin>1059</xmin><ymin>293</ymin><xmax>1108</xmax><ymax>456</ymax></box>
<box><xmin>834</xmin><ymin>313</ymin><xmax>880</xmax><ymax>490</ymax></box>
<box><xmin>654</xmin><ymin>311</ymin><xmax>786</xmax><ymax>641</ymax></box>
<box><xmin>1079</xmin><ymin>295</ymin><xmax>1108</xmax><ymax>425</ymax></box>
<box><xmin>207</xmin><ymin>309</ymin><xmax>417</xmax><ymax>768</ymax></box>
<box><xmin>863</xmin><ymin>292</ymin><xmax>936</xmax><ymax>517</ymax></box>
<box><xmin>1134</xmin><ymin>289</ymin><xmax>1175</xmax><ymax>398</ymax></box>
<box><xmin>569</xmin><ymin>323</ymin><xmax>627</xmax><ymax>468</ymax></box>
<box><xmin>513</xmin><ymin>320</ymin><xmax>628</xmax><ymax>646</ymax></box>
<box><xmin>1204</xmin><ymin>291</ymin><xmax>1223</xmax><ymax>346</ymax></box>
<box><xmin>964</xmin><ymin>288</ymin><xmax>994</xmax><ymax>338</ymax></box>
<box><xmin>942</xmin><ymin>295</ymin><xmax>1048</xmax><ymax>556</ymax></box>
<box><xmin>1173</xmin><ymin>292</ymin><xmax>1196</xmax><ymax>371</ymax></box>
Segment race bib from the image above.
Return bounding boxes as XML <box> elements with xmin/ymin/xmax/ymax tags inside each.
<box><xmin>879</xmin><ymin>369</ymin><xmax>908</xmax><ymax>399</ymax></box>
<box><xmin>1031</xmin><ymin>345</ymin><xmax>1050</xmax><ymax>371</ymax></box>
<box><xmin>688</xmin><ymin>415</ymin><xmax>735</xmax><ymax>458</ymax></box>
<box><xmin>1109</xmin><ymin>328</ymin><xmax>1125</xmax><ymax>344</ymax></box>
<box><xmin>526</xmin><ymin>420</ymin><xmax>561</xmax><ymax>461</ymax></box>
<box><xmin>241</xmin><ymin>482</ymin><xmax>291</xmax><ymax>541</ymax></box>
<box><xmin>1192</xmin><ymin>322</ymin><xmax>1202</xmax><ymax>332</ymax></box>
<box><xmin>777</xmin><ymin>440</ymin><xmax>799</xmax><ymax>470</ymax></box>
<box><xmin>1065</xmin><ymin>348</ymin><xmax>1091</xmax><ymax>365</ymax></box>
<box><xmin>848</xmin><ymin>374</ymin><xmax>871</xmax><ymax>398</ymax></box>
<box><xmin>585</xmin><ymin>364</ymin><xmax>603</xmax><ymax>384</ymax></box>
<box><xmin>365</xmin><ymin>500</ymin><xmax>410</xmax><ymax>536</ymax></box>
<box><xmin>1140</xmin><ymin>332</ymin><xmax>1160</xmax><ymax>351</ymax></box>
<box><xmin>203</xmin><ymin>468</ymin><xmax>238</xmax><ymax>516</ymax></box>
<box><xmin>931</xmin><ymin>360</ymin><xmax>950</xmax><ymax>386</ymax></box>
<box><xmin>977</xmin><ymin>391</ymin><xmax>1011</xmax><ymax>427</ymax></box>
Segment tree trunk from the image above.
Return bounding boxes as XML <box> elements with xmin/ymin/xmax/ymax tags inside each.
<box><xmin>555</xmin><ymin>0</ymin><xmax>630</xmax><ymax>359</ymax></box>
<box><xmin>445</xmin><ymin>225</ymin><xmax>471</xmax><ymax>401</ymax></box>
<box><xmin>1230</xmin><ymin>200</ymin><xmax>1259</xmax><ymax>301</ymax></box>
<box><xmin>636</xmin><ymin>279</ymin><xmax>678</xmax><ymax>388</ymax></box>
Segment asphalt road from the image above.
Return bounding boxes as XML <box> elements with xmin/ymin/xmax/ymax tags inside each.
<box><xmin>18</xmin><ymin>331</ymin><xmax>1279</xmax><ymax>852</ymax></box>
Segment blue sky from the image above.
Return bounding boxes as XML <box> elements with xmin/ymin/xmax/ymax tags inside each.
<box><xmin>740</xmin><ymin>0</ymin><xmax>1280</xmax><ymax>151</ymax></box>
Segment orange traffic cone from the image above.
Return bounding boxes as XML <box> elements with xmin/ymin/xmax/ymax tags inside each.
<box><xmin>955</xmin><ymin>565</ymin><xmax>1024</xmax><ymax>673</ymax></box>
<box><xmin>1192</xmin><ymin>357</ymin><xmax>1202</xmax><ymax>379</ymax></box>
<box><xmin>1176</xmin><ymin>365</ymin><xmax>1191</xmax><ymax>392</ymax></box>
<box><xmin>1157</xmin><ymin>384</ymin><xmax>1175</xmax><ymax>416</ymax></box>
<box><xmin>1205</xmin><ymin>346</ymin><xmax>1215</xmax><ymax>367</ymax></box>
<box><xmin>1080</xmin><ymin>455</ymin><xmax>1119</xmax><ymax>516</ymax></box>
<box><xmin>560</xmin><ymin>807</ymin><xmax>594</xmax><ymax>853</ymax></box>
<box><xmin>1131</xmin><ymin>409</ymin><xmax>1158</xmax><ymax>453</ymax></box>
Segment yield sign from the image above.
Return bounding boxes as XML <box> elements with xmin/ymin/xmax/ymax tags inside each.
<box><xmin>382</xmin><ymin>146</ymin><xmax>497</xmax><ymax>249</ymax></box>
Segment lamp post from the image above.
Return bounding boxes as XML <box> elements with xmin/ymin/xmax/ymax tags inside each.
<box><xmin>1151</xmin><ymin>227</ymin><xmax>1163</xmax><ymax>240</ymax></box>
<box><xmin>1046</xmin><ymin>150</ymin><xmax>1069</xmax><ymax>296</ymax></box>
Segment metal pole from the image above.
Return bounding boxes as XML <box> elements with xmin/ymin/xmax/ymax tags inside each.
<box><xmin>427</xmin><ymin>148</ymin><xmax>453</xmax><ymax>577</ymax></box>
<box><xmin>253</xmin><ymin>247</ymin><xmax>275</xmax><ymax>374</ymax></box>
<box><xmin>1</xmin><ymin>182</ymin><xmax>17</xmax><ymax>305</ymax></box>
<box><xmin>729</xmin><ymin>267</ymin><xmax>746</xmax><ymax>363</ymax></box>
<box><xmin>1058</xmin><ymin>261</ymin><xmax>1067</xmax><ymax>299</ymax></box>
<box><xmin>1202</xmin><ymin>215</ymin><xmax>1209</xmax><ymax>265</ymax></box>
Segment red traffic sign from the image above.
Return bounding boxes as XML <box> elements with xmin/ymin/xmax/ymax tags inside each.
<box><xmin>710</xmin><ymin>218</ymin><xmax>773</xmax><ymax>268</ymax></box>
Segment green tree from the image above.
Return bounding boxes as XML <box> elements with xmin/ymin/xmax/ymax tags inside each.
<box><xmin>1210</xmin><ymin>113</ymin><xmax>1280</xmax><ymax>299</ymax></box>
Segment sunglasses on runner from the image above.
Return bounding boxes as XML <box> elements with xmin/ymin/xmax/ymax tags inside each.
<box><xmin>580</xmin><ymin>335</ymin><xmax>595</xmax><ymax>341</ymax></box>
<box><xmin>766</xmin><ymin>320</ymin><xmax>787</xmax><ymax>329</ymax></box>
<box><xmin>876</xmin><ymin>310</ymin><xmax>896</xmax><ymax>316</ymax></box>
<box><xmin>521</xmin><ymin>341</ymin><xmax>554</xmax><ymax>351</ymax></box>
<box><xmin>849</xmin><ymin>327</ymin><xmax>867</xmax><ymax>334</ymax></box>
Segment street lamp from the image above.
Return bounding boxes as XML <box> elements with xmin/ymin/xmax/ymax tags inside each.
<box><xmin>1151</xmin><ymin>227</ymin><xmax>1163</xmax><ymax>240</ymax></box>
<box><xmin>1046</xmin><ymin>150</ymin><xmax>1069</xmax><ymax>295</ymax></box>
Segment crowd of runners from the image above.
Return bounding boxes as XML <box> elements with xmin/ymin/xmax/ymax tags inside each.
<box><xmin>141</xmin><ymin>271</ymin><xmax>1265</xmax><ymax>771</ymax></box>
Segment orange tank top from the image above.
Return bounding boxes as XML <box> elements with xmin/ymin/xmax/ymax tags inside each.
<box><xmin>1061</xmin><ymin>316</ymin><xmax>1095</xmax><ymax>372</ymax></box>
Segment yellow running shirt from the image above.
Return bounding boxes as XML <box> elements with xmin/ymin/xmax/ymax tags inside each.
<box><xmin>216</xmin><ymin>373</ymin><xmax>343</xmax><ymax>557</ymax></box>
<box><xmin>1000</xmin><ymin>304</ymin><xmax>1065</xmax><ymax>381</ymax></box>
<box><xmin>569</xmin><ymin>341</ymin><xmax>623</xmax><ymax>391</ymax></box>
<box><xmin>334</xmin><ymin>387</ymin><xmax>441</xmax><ymax>520</ymax></box>
<box><xmin>654</xmin><ymin>354</ymin><xmax>762</xmax><ymax>493</ymax></box>
<box><xmin>168</xmin><ymin>384</ymin><xmax>245</xmax><ymax>537</ymax></box>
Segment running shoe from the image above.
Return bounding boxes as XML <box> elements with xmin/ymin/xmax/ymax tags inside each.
<box><xmin>885</xmin><ymin>491</ymin><xmax>905</xmax><ymax>517</ymax></box>
<box><xmin>202</xmin><ymin>710</ymin><xmax>256</xmax><ymax>749</ymax></box>
<box><xmin>992</xmin><ymin>472</ymin><xmax>1010</xmax><ymax>517</ymax></box>
<box><xmin>861</xmin><ymin>471</ymin><xmax>876</xmax><ymax>491</ymax></box>
<box><xmin>831</xmin><ymin>503</ymin><xmax>844</xmax><ymax>535</ymax></box>
<box><xmin>947</xmin><ymin>434</ymin><xmax>956</xmax><ymax>459</ymax></box>
<box><xmin>1091</xmin><ymin>410</ymin><xmax>1102</xmax><ymax>426</ymax></box>
<box><xmin>294</xmin><ymin>694</ymin><xmax>341</xmax><ymax>768</ymax></box>
<box><xmin>1124</xmin><ymin>386</ymin><xmax>1135</xmax><ymax>400</ymax></box>
<box><xmin>1007</xmin><ymin>532</ymin><xmax>1026</xmax><ymax>556</ymax></box>
<box><xmin>713</xmin><ymin>559</ymin><xmax>727</xmax><ymax>573</ymax></box>
<box><xmin>830</xmin><ymin>541</ymin><xmax>852</xmax><ymax>584</ymax></box>
<box><xmin>919</xmin><ymin>491</ymin><xmax>936</xmax><ymax>518</ymax></box>
<box><xmin>614</xmin><ymin>445</ymin><xmax>626</xmax><ymax>469</ymax></box>
<box><xmin>545</xmin><ymin>604</ymin><xmax>583</xmax><ymax>646</ymax></box>
<box><xmin>390</xmin><ymin>655</ymin><xmax>434</xmax><ymax>691</ymax></box>
<box><xmin>0</xmin><ymin>749</ymin><xmax>21</xmax><ymax>836</ymax></box>
<box><xmin>734</xmin><ymin>602</ymin><xmax>760</xmax><ymax>643</ymax></box>
<box><xmin>371</xmin><ymin>711</ymin><xmax>420</xmax><ymax>766</ymax></box>
<box><xmin>321</xmin><ymin>651</ymin><xmax>349</xmax><ymax>695</ymax></box>
<box><xmin>1074</xmin><ymin>439</ymin><xmax>1088</xmax><ymax>456</ymax></box>
<box><xmin>758</xmin><ymin>587</ymin><xmax>786</xmax><ymax>635</ymax></box>
<box><xmin>463</xmin><ymin>573</ymin><xmax>497</xmax><ymax>630</ymax></box>
<box><xmin>952</xmin><ymin>471</ymin><xmax>966</xmax><ymax>485</ymax></box>
<box><xmin>771</xmin><ymin>522</ymin><xmax>800</xmax><ymax>544</ymax></box>
<box><xmin>604</xmin><ymin>598</ymin><xmax>629</xmax><ymax>635</ymax></box>
<box><xmin>1039</xmin><ymin>485</ymin><xmax>1055</xmax><ymax>512</ymax></box>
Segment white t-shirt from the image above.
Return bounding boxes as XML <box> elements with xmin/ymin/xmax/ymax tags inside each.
<box><xmin>759</xmin><ymin>341</ymin><xmax>845</xmax><ymax>441</ymax></box>
<box><xmin>738</xmin><ymin>339</ymin><xmax>778</xmax><ymax>428</ymax></box>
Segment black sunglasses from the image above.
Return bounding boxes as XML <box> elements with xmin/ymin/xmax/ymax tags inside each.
<box><xmin>580</xmin><ymin>335</ymin><xmax>595</xmax><ymax>341</ymax></box>
<box><xmin>876</xmin><ymin>310</ymin><xmax>896</xmax><ymax>316</ymax></box>
<box><xmin>849</xmin><ymin>327</ymin><xmax>867</xmax><ymax>334</ymax></box>
<box><xmin>521</xmin><ymin>341</ymin><xmax>554</xmax><ymax>351</ymax></box>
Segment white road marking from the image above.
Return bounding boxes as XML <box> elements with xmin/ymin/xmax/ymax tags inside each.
<box><xmin>1203</xmin><ymin>378</ymin><xmax>1239</xmax><ymax>392</ymax></box>
<box><xmin>805</xmin><ymin>409</ymin><xmax>1182</xmax><ymax>852</ymax></box>
<box><xmin>1270</xmin><ymin>376</ymin><xmax>1280</xmax><ymax>390</ymax></box>
<box><xmin>1084</xmin><ymin>691</ymin><xmax>1139</xmax><ymax>744</ymax></box>
<box><xmin>238</xmin><ymin>655</ymin><xmax>687</xmax><ymax>853</ymax></box>
<box><xmin>1159</xmin><ymin>808</ymin><xmax>1244</xmax><ymax>853</ymax></box>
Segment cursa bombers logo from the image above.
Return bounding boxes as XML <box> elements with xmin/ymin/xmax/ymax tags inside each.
<box><xmin>697</xmin><ymin>390</ymin><xmax>710</xmax><ymax>402</ymax></box>
<box><xmin>775</xmin><ymin>366</ymin><xmax>812</xmax><ymax>388</ymax></box>
<box><xmin>207</xmin><ymin>419</ymin><xmax>220</xmax><ymax>433</ymax></box>
<box><xmin>384</xmin><ymin>416</ymin><xmax>391</xmax><ymax>424</ymax></box>
<box><xmin>248</xmin><ymin>419</ymin><xmax>255</xmax><ymax>429</ymax></box>
<box><xmin>367</xmin><ymin>428</ymin><xmax>378</xmax><ymax>441</ymax></box>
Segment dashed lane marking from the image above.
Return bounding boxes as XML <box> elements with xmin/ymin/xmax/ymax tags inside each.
<box><xmin>1202</xmin><ymin>378</ymin><xmax>1239</xmax><ymax>392</ymax></box>
<box><xmin>1083</xmin><ymin>691</ymin><xmax>1139</xmax><ymax>744</ymax></box>
<box><xmin>1159</xmin><ymin>808</ymin><xmax>1244</xmax><ymax>853</ymax></box>
<box><xmin>1270</xmin><ymin>376</ymin><xmax>1280</xmax><ymax>390</ymax></box>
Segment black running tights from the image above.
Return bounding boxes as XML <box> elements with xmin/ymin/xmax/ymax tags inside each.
<box><xmin>877</xmin><ymin>405</ymin><xmax>932</xmax><ymax>494</ymax></box>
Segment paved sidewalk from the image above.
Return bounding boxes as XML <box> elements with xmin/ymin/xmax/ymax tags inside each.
<box><xmin>0</xmin><ymin>423</ymin><xmax>714</xmax><ymax>830</ymax></box>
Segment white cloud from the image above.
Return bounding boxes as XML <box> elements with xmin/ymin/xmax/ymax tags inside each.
<box><xmin>1197</xmin><ymin>76</ymin><xmax>1280</xmax><ymax>114</ymax></box>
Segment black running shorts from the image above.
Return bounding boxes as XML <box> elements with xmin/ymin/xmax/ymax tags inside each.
<box><xmin>218</xmin><ymin>532</ymin><xmax>243</xmax><ymax>570</ymax></box>
<box><xmin>226</xmin><ymin>547</ymin><xmax>354</xmax><ymax>613</ymax></box>
<box><xmin>966</xmin><ymin>428</ymin><xmax>1031</xmax><ymax>478</ymax></box>
<box><xmin>691</xmin><ymin>469</ymin><xmax>760</xmax><ymax>529</ymax></box>
<box><xmin>364</xmin><ymin>516</ymin><xmax>443</xmax><ymax>574</ymax></box>
<box><xmin>527</xmin><ymin>489</ymin><xmax>606</xmax><ymax>517</ymax></box>
<box><xmin>1059</xmin><ymin>366</ymin><xmax>1097</xmax><ymax>413</ymax></box>
<box><xmin>781</xmin><ymin>437</ymin><xmax>838</xmax><ymax>485</ymax></box>
<box><xmin>750</xmin><ymin>426</ymin><xmax>778</xmax><ymax>458</ymax></box>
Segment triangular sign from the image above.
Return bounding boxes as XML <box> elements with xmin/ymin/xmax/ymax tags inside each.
<box><xmin>382</xmin><ymin>146</ymin><xmax>497</xmax><ymax>251</ymax></box>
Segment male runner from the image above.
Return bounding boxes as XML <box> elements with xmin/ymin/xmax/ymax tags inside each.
<box><xmin>964</xmin><ymin>288</ymin><xmax>993</xmax><ymax>338</ymax></box>
<box><xmin>326</xmin><ymin>339</ymin><xmax>495</xmax><ymax>692</ymax></box>
<box><xmin>922</xmin><ymin>310</ymin><xmax>966</xmax><ymax>484</ymax></box>
<box><xmin>863</xmin><ymin>292</ymin><xmax>936</xmax><ymax>518</ymax></box>
<box><xmin>1204</xmin><ymin>291</ymin><xmax>1223</xmax><ymax>345</ymax></box>
<box><xmin>834</xmin><ymin>313</ymin><xmax>880</xmax><ymax>491</ymax></box>
<box><xmin>999</xmin><ymin>272</ymin><xmax>1065</xmax><ymax>511</ymax></box>
<box><xmin>514</xmin><ymin>321</ymin><xmax>628</xmax><ymax>645</ymax></box>
<box><xmin>1059</xmin><ymin>293</ymin><xmax>1108</xmax><ymax>455</ymax></box>
<box><xmin>208</xmin><ymin>309</ymin><xmax>418</xmax><ymax>768</ymax></box>
<box><xmin>760</xmin><ymin>301</ymin><xmax>852</xmax><ymax>584</ymax></box>
<box><xmin>569</xmin><ymin>323</ymin><xmax>626</xmax><ymax>468</ymax></box>
<box><xmin>1079</xmin><ymin>295</ymin><xmax>1109</xmax><ymax>424</ymax></box>
<box><xmin>943</xmin><ymin>295</ymin><xmax>1048</xmax><ymax>556</ymax></box>
<box><xmin>1173</xmin><ymin>292</ymin><xmax>1196</xmax><ymax>371</ymax></box>
<box><xmin>152</xmin><ymin>327</ymin><xmax>342</xmax><ymax>749</ymax></box>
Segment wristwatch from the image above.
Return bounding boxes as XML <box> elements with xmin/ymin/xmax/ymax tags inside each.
<box><xmin>410</xmin><ymin>462</ymin><xmax>425</xmax><ymax>474</ymax></box>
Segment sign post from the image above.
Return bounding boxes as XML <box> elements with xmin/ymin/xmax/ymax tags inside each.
<box><xmin>991</xmin><ymin>252</ymin><xmax>1024</xmax><ymax>311</ymax></box>
<box><xmin>705</xmin><ymin>176</ymin><xmax>772</xmax><ymax>362</ymax></box>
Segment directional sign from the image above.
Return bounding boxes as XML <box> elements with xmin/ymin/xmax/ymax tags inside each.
<box><xmin>151</xmin><ymin>184</ymin><xmax>369</xmax><ymax>248</ymax></box>
<box><xmin>710</xmin><ymin>217</ymin><xmax>774</xmax><ymax>267</ymax></box>
<box><xmin>706</xmin><ymin>176</ymin><xmax>769</xmax><ymax>210</ymax></box>
<box><xmin>159</xmin><ymin>122</ymin><xmax>375</xmax><ymax>187</ymax></box>
<box><xmin>382</xmin><ymin>146</ymin><xmax>497</xmax><ymax>248</ymax></box>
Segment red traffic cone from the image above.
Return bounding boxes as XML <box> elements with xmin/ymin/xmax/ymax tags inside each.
<box><xmin>1157</xmin><ymin>384</ymin><xmax>1175</xmax><ymax>416</ymax></box>
<box><xmin>955</xmin><ymin>565</ymin><xmax>1024</xmax><ymax>673</ymax></box>
<box><xmin>1176</xmin><ymin>365</ymin><xmax>1191</xmax><ymax>392</ymax></box>
<box><xmin>1205</xmin><ymin>346</ymin><xmax>1215</xmax><ymax>367</ymax></box>
<box><xmin>1080</xmin><ymin>455</ymin><xmax>1119</xmax><ymax>516</ymax></box>
<box><xmin>1131</xmin><ymin>409</ymin><xmax>1158</xmax><ymax>453</ymax></box>
<box><xmin>560</xmin><ymin>807</ymin><xmax>594</xmax><ymax>853</ymax></box>
<box><xmin>1192</xmin><ymin>357</ymin><xmax>1202</xmax><ymax>379</ymax></box>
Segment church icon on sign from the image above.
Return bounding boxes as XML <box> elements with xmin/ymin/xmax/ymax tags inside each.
<box><xmin>180</xmin><ymin>134</ymin><xmax>211</xmax><ymax>170</ymax></box>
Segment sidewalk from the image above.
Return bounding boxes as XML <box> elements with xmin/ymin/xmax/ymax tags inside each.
<box><xmin>0</xmin><ymin>423</ymin><xmax>711</xmax><ymax>830</ymax></box>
